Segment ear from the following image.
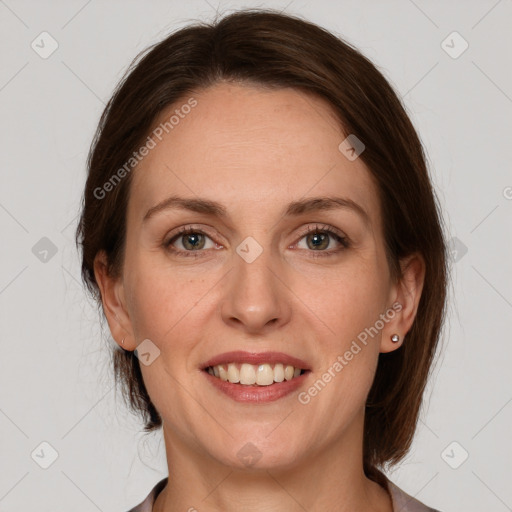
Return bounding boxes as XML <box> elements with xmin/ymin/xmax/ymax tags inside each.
<box><xmin>93</xmin><ymin>251</ymin><xmax>135</xmax><ymax>351</ymax></box>
<box><xmin>380</xmin><ymin>252</ymin><xmax>425</xmax><ymax>354</ymax></box>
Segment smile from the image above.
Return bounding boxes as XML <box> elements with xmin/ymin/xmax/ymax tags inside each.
<box><xmin>205</xmin><ymin>363</ymin><xmax>306</xmax><ymax>386</ymax></box>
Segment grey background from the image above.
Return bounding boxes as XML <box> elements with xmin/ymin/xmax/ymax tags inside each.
<box><xmin>1</xmin><ymin>0</ymin><xmax>511</xmax><ymax>511</ymax></box>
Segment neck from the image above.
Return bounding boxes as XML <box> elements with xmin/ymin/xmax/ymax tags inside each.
<box><xmin>153</xmin><ymin>411</ymin><xmax>393</xmax><ymax>512</ymax></box>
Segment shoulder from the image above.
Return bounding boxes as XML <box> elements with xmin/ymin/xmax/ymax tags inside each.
<box><xmin>386</xmin><ymin>478</ymin><xmax>441</xmax><ymax>512</ymax></box>
<box><xmin>126</xmin><ymin>477</ymin><xmax>168</xmax><ymax>512</ymax></box>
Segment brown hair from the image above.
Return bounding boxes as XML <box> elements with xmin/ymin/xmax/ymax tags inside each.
<box><xmin>76</xmin><ymin>8</ymin><xmax>448</xmax><ymax>480</ymax></box>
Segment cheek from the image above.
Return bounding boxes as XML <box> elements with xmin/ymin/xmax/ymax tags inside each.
<box><xmin>293</xmin><ymin>260</ymin><xmax>387</xmax><ymax>343</ymax></box>
<box><xmin>290</xmin><ymin>258</ymin><xmax>386</xmax><ymax>407</ymax></box>
<box><xmin>123</xmin><ymin>255</ymin><xmax>187</xmax><ymax>339</ymax></box>
<box><xmin>124</xmin><ymin>254</ymin><xmax>215</xmax><ymax>359</ymax></box>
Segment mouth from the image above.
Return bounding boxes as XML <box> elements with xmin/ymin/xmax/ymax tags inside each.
<box><xmin>200</xmin><ymin>351</ymin><xmax>311</xmax><ymax>399</ymax></box>
<box><xmin>204</xmin><ymin>362</ymin><xmax>309</xmax><ymax>386</ymax></box>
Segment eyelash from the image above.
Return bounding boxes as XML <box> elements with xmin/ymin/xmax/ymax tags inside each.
<box><xmin>163</xmin><ymin>224</ymin><xmax>350</xmax><ymax>259</ymax></box>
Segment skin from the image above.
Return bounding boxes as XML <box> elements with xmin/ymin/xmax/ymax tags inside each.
<box><xmin>95</xmin><ymin>82</ymin><xmax>425</xmax><ymax>512</ymax></box>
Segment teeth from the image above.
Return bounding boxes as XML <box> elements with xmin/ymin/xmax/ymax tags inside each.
<box><xmin>207</xmin><ymin>362</ymin><xmax>304</xmax><ymax>385</ymax></box>
<box><xmin>256</xmin><ymin>364</ymin><xmax>274</xmax><ymax>386</ymax></box>
<box><xmin>240</xmin><ymin>363</ymin><xmax>256</xmax><ymax>385</ymax></box>
<box><xmin>273</xmin><ymin>363</ymin><xmax>284</xmax><ymax>382</ymax></box>
<box><xmin>218</xmin><ymin>365</ymin><xmax>228</xmax><ymax>381</ymax></box>
<box><xmin>227</xmin><ymin>364</ymin><xmax>240</xmax><ymax>383</ymax></box>
<box><xmin>284</xmin><ymin>365</ymin><xmax>294</xmax><ymax>381</ymax></box>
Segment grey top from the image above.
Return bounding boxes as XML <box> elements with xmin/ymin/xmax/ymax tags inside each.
<box><xmin>127</xmin><ymin>476</ymin><xmax>440</xmax><ymax>511</ymax></box>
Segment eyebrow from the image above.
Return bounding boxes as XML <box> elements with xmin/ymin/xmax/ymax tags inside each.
<box><xmin>143</xmin><ymin>195</ymin><xmax>370</xmax><ymax>227</ymax></box>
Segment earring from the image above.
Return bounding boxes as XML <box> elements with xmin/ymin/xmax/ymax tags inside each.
<box><xmin>121</xmin><ymin>337</ymin><xmax>125</xmax><ymax>346</ymax></box>
<box><xmin>391</xmin><ymin>334</ymin><xmax>400</xmax><ymax>343</ymax></box>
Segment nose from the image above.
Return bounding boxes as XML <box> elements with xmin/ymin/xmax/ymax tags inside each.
<box><xmin>220</xmin><ymin>242</ymin><xmax>292</xmax><ymax>335</ymax></box>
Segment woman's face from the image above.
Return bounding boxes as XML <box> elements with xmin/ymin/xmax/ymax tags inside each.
<box><xmin>98</xmin><ymin>82</ymin><xmax>419</xmax><ymax>470</ymax></box>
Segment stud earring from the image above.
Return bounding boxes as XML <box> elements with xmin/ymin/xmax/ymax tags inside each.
<box><xmin>121</xmin><ymin>337</ymin><xmax>125</xmax><ymax>346</ymax></box>
<box><xmin>391</xmin><ymin>334</ymin><xmax>400</xmax><ymax>343</ymax></box>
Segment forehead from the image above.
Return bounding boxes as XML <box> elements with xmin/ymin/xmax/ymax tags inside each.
<box><xmin>129</xmin><ymin>82</ymin><xmax>380</xmax><ymax>226</ymax></box>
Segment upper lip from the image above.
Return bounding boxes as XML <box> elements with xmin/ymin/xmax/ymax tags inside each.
<box><xmin>201</xmin><ymin>351</ymin><xmax>311</xmax><ymax>371</ymax></box>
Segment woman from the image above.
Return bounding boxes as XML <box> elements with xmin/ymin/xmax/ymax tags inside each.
<box><xmin>76</xmin><ymin>8</ymin><xmax>448</xmax><ymax>512</ymax></box>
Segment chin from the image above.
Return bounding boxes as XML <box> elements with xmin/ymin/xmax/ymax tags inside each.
<box><xmin>206</xmin><ymin>432</ymin><xmax>305</xmax><ymax>471</ymax></box>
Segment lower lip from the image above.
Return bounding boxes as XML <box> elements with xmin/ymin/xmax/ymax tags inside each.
<box><xmin>203</xmin><ymin>370</ymin><xmax>310</xmax><ymax>403</ymax></box>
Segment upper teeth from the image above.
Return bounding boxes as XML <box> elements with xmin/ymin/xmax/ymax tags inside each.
<box><xmin>207</xmin><ymin>363</ymin><xmax>302</xmax><ymax>386</ymax></box>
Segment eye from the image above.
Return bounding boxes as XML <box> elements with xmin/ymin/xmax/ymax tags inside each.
<box><xmin>294</xmin><ymin>224</ymin><xmax>350</xmax><ymax>257</ymax></box>
<box><xmin>164</xmin><ymin>226</ymin><xmax>218</xmax><ymax>257</ymax></box>
<box><xmin>163</xmin><ymin>223</ymin><xmax>350</xmax><ymax>259</ymax></box>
